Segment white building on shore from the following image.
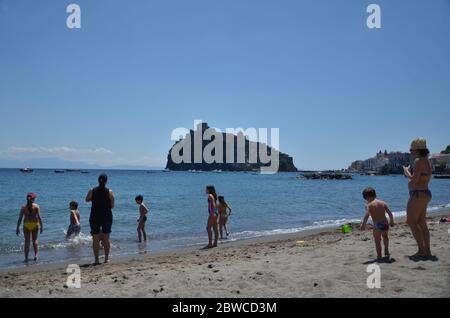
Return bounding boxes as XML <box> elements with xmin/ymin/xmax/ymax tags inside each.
<box><xmin>430</xmin><ymin>153</ymin><xmax>450</xmax><ymax>172</ymax></box>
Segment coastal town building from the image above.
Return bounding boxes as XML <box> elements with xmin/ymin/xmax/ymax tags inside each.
<box><xmin>384</xmin><ymin>152</ymin><xmax>413</xmax><ymax>174</ymax></box>
<box><xmin>349</xmin><ymin>151</ymin><xmax>411</xmax><ymax>174</ymax></box>
<box><xmin>430</xmin><ymin>153</ymin><xmax>450</xmax><ymax>173</ymax></box>
<box><xmin>350</xmin><ymin>151</ymin><xmax>450</xmax><ymax>174</ymax></box>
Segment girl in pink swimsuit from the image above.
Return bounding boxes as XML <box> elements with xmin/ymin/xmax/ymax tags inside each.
<box><xmin>205</xmin><ymin>185</ymin><xmax>218</xmax><ymax>248</ymax></box>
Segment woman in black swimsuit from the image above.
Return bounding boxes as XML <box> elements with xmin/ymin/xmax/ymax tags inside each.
<box><xmin>403</xmin><ymin>138</ymin><xmax>433</xmax><ymax>258</ymax></box>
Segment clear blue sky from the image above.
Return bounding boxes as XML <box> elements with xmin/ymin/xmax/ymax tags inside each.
<box><xmin>1</xmin><ymin>0</ymin><xmax>449</xmax><ymax>169</ymax></box>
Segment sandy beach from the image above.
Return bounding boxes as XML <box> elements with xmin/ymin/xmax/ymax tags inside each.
<box><xmin>1</xmin><ymin>213</ymin><xmax>449</xmax><ymax>298</ymax></box>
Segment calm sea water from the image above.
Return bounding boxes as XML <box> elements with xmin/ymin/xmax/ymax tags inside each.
<box><xmin>0</xmin><ymin>169</ymin><xmax>449</xmax><ymax>269</ymax></box>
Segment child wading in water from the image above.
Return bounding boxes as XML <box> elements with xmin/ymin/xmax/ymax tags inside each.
<box><xmin>66</xmin><ymin>201</ymin><xmax>81</xmax><ymax>238</ymax></box>
<box><xmin>218</xmin><ymin>196</ymin><xmax>232</xmax><ymax>239</ymax></box>
<box><xmin>135</xmin><ymin>195</ymin><xmax>149</xmax><ymax>243</ymax></box>
<box><xmin>16</xmin><ymin>193</ymin><xmax>43</xmax><ymax>262</ymax></box>
<box><xmin>360</xmin><ymin>187</ymin><xmax>395</xmax><ymax>260</ymax></box>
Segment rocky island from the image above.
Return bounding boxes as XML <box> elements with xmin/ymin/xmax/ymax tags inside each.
<box><xmin>166</xmin><ymin>122</ymin><xmax>297</xmax><ymax>172</ymax></box>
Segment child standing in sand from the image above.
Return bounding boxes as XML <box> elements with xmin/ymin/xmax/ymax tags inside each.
<box><xmin>360</xmin><ymin>187</ymin><xmax>395</xmax><ymax>260</ymax></box>
<box><xmin>135</xmin><ymin>195</ymin><xmax>149</xmax><ymax>243</ymax></box>
<box><xmin>66</xmin><ymin>201</ymin><xmax>81</xmax><ymax>238</ymax></box>
<box><xmin>218</xmin><ymin>196</ymin><xmax>232</xmax><ymax>239</ymax></box>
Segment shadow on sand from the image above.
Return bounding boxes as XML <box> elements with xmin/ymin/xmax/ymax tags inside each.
<box><xmin>363</xmin><ymin>256</ymin><xmax>396</xmax><ymax>265</ymax></box>
<box><xmin>407</xmin><ymin>254</ymin><xmax>439</xmax><ymax>262</ymax></box>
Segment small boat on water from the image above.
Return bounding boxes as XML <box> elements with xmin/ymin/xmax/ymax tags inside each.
<box><xmin>65</xmin><ymin>169</ymin><xmax>81</xmax><ymax>172</ymax></box>
<box><xmin>360</xmin><ymin>171</ymin><xmax>381</xmax><ymax>176</ymax></box>
<box><xmin>298</xmin><ymin>173</ymin><xmax>353</xmax><ymax>180</ymax></box>
<box><xmin>434</xmin><ymin>175</ymin><xmax>450</xmax><ymax>179</ymax></box>
<box><xmin>54</xmin><ymin>170</ymin><xmax>65</xmax><ymax>174</ymax></box>
<box><xmin>20</xmin><ymin>168</ymin><xmax>33</xmax><ymax>173</ymax></box>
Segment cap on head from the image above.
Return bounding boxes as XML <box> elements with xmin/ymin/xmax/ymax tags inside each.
<box><xmin>26</xmin><ymin>193</ymin><xmax>37</xmax><ymax>200</ymax></box>
<box><xmin>410</xmin><ymin>137</ymin><xmax>427</xmax><ymax>150</ymax></box>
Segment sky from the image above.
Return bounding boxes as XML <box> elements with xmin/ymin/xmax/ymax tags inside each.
<box><xmin>0</xmin><ymin>0</ymin><xmax>449</xmax><ymax>170</ymax></box>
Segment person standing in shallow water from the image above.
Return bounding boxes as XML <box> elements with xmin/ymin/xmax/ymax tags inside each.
<box><xmin>403</xmin><ymin>137</ymin><xmax>433</xmax><ymax>258</ymax></box>
<box><xmin>218</xmin><ymin>196</ymin><xmax>232</xmax><ymax>240</ymax></box>
<box><xmin>66</xmin><ymin>201</ymin><xmax>81</xmax><ymax>239</ymax></box>
<box><xmin>206</xmin><ymin>185</ymin><xmax>219</xmax><ymax>248</ymax></box>
<box><xmin>135</xmin><ymin>195</ymin><xmax>149</xmax><ymax>243</ymax></box>
<box><xmin>16</xmin><ymin>193</ymin><xmax>43</xmax><ymax>262</ymax></box>
<box><xmin>86</xmin><ymin>174</ymin><xmax>115</xmax><ymax>265</ymax></box>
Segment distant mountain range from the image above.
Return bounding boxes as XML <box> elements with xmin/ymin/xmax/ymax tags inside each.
<box><xmin>0</xmin><ymin>157</ymin><xmax>163</xmax><ymax>170</ymax></box>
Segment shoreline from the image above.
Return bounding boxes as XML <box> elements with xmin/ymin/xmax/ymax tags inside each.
<box><xmin>1</xmin><ymin>211</ymin><xmax>449</xmax><ymax>297</ymax></box>
<box><xmin>1</xmin><ymin>204</ymin><xmax>449</xmax><ymax>274</ymax></box>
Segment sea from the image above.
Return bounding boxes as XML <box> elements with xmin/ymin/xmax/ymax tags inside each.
<box><xmin>0</xmin><ymin>169</ymin><xmax>448</xmax><ymax>269</ymax></box>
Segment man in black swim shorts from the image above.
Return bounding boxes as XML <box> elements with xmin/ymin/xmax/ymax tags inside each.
<box><xmin>86</xmin><ymin>174</ymin><xmax>115</xmax><ymax>264</ymax></box>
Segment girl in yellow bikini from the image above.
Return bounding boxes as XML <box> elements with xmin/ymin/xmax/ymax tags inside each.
<box><xmin>16</xmin><ymin>193</ymin><xmax>43</xmax><ymax>262</ymax></box>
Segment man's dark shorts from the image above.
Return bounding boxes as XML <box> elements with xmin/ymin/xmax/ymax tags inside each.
<box><xmin>90</xmin><ymin>219</ymin><xmax>113</xmax><ymax>235</ymax></box>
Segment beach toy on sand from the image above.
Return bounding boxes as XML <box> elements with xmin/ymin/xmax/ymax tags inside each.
<box><xmin>341</xmin><ymin>224</ymin><xmax>352</xmax><ymax>234</ymax></box>
<box><xmin>296</xmin><ymin>240</ymin><xmax>305</xmax><ymax>245</ymax></box>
